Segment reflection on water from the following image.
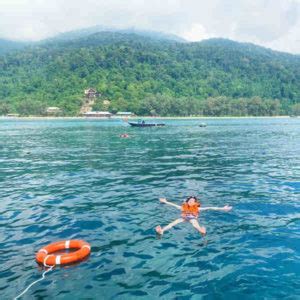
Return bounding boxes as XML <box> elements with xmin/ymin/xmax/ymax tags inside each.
<box><xmin>0</xmin><ymin>118</ymin><xmax>299</xmax><ymax>299</ymax></box>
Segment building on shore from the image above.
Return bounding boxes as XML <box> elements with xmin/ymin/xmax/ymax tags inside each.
<box><xmin>6</xmin><ymin>113</ymin><xmax>20</xmax><ymax>117</ymax></box>
<box><xmin>46</xmin><ymin>107</ymin><xmax>61</xmax><ymax>115</ymax></box>
<box><xmin>83</xmin><ymin>111</ymin><xmax>112</xmax><ymax>118</ymax></box>
<box><xmin>115</xmin><ymin>112</ymin><xmax>134</xmax><ymax>117</ymax></box>
<box><xmin>84</xmin><ymin>88</ymin><xmax>101</xmax><ymax>99</ymax></box>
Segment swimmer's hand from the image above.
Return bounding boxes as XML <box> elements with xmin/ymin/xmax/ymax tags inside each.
<box><xmin>200</xmin><ymin>205</ymin><xmax>233</xmax><ymax>212</ymax></box>
<box><xmin>222</xmin><ymin>205</ymin><xmax>232</xmax><ymax>212</ymax></box>
<box><xmin>159</xmin><ymin>198</ymin><xmax>181</xmax><ymax>210</ymax></box>
<box><xmin>159</xmin><ymin>198</ymin><xmax>167</xmax><ymax>204</ymax></box>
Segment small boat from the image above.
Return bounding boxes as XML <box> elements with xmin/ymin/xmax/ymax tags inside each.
<box><xmin>128</xmin><ymin>120</ymin><xmax>165</xmax><ymax>127</ymax></box>
<box><xmin>199</xmin><ymin>123</ymin><xmax>207</xmax><ymax>127</ymax></box>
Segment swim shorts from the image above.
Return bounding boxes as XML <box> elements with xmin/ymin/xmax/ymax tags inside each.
<box><xmin>183</xmin><ymin>214</ymin><xmax>197</xmax><ymax>221</ymax></box>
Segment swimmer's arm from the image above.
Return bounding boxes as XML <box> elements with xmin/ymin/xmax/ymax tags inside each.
<box><xmin>200</xmin><ymin>205</ymin><xmax>232</xmax><ymax>212</ymax></box>
<box><xmin>159</xmin><ymin>198</ymin><xmax>181</xmax><ymax>210</ymax></box>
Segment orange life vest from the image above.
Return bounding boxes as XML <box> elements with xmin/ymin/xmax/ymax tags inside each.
<box><xmin>181</xmin><ymin>202</ymin><xmax>200</xmax><ymax>217</ymax></box>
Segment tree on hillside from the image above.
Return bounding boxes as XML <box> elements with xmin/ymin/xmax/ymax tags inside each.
<box><xmin>16</xmin><ymin>99</ymin><xmax>46</xmax><ymax>116</ymax></box>
<box><xmin>290</xmin><ymin>103</ymin><xmax>300</xmax><ymax>116</ymax></box>
<box><xmin>0</xmin><ymin>102</ymin><xmax>10</xmax><ymax>115</ymax></box>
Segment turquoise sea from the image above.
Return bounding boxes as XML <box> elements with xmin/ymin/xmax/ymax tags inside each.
<box><xmin>0</xmin><ymin>118</ymin><xmax>299</xmax><ymax>299</ymax></box>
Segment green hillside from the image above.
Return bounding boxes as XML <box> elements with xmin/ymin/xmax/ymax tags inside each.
<box><xmin>0</xmin><ymin>31</ymin><xmax>299</xmax><ymax>116</ymax></box>
<box><xmin>0</xmin><ymin>39</ymin><xmax>27</xmax><ymax>55</ymax></box>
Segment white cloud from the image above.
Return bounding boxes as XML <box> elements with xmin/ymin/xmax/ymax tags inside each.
<box><xmin>182</xmin><ymin>24</ymin><xmax>211</xmax><ymax>42</ymax></box>
<box><xmin>0</xmin><ymin>0</ymin><xmax>299</xmax><ymax>53</ymax></box>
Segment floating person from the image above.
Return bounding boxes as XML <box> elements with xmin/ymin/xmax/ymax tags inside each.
<box><xmin>120</xmin><ymin>133</ymin><xmax>130</xmax><ymax>138</ymax></box>
<box><xmin>155</xmin><ymin>196</ymin><xmax>232</xmax><ymax>237</ymax></box>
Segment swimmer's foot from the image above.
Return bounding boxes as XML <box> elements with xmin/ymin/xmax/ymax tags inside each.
<box><xmin>155</xmin><ymin>225</ymin><xmax>164</xmax><ymax>235</ymax></box>
<box><xmin>199</xmin><ymin>226</ymin><xmax>206</xmax><ymax>236</ymax></box>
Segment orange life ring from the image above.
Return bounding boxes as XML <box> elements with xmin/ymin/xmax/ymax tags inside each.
<box><xmin>36</xmin><ymin>240</ymin><xmax>91</xmax><ymax>266</ymax></box>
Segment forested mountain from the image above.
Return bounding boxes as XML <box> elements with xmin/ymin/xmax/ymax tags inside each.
<box><xmin>0</xmin><ymin>39</ymin><xmax>27</xmax><ymax>55</ymax></box>
<box><xmin>47</xmin><ymin>27</ymin><xmax>186</xmax><ymax>43</ymax></box>
<box><xmin>0</xmin><ymin>31</ymin><xmax>299</xmax><ymax>116</ymax></box>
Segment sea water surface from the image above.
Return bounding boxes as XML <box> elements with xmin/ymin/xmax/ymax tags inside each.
<box><xmin>0</xmin><ymin>118</ymin><xmax>299</xmax><ymax>299</ymax></box>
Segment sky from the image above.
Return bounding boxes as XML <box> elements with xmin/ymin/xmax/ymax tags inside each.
<box><xmin>0</xmin><ymin>0</ymin><xmax>299</xmax><ymax>54</ymax></box>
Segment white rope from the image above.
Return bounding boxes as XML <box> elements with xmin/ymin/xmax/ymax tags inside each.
<box><xmin>14</xmin><ymin>259</ymin><xmax>54</xmax><ymax>300</ymax></box>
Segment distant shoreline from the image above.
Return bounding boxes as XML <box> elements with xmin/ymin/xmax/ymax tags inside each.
<box><xmin>0</xmin><ymin>115</ymin><xmax>294</xmax><ymax>120</ymax></box>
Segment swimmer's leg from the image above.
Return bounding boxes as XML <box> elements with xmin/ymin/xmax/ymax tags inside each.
<box><xmin>155</xmin><ymin>218</ymin><xmax>184</xmax><ymax>235</ymax></box>
<box><xmin>189</xmin><ymin>219</ymin><xmax>206</xmax><ymax>236</ymax></box>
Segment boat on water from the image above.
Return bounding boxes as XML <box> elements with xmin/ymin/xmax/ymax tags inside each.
<box><xmin>199</xmin><ymin>123</ymin><xmax>207</xmax><ymax>127</ymax></box>
<box><xmin>128</xmin><ymin>120</ymin><xmax>165</xmax><ymax>127</ymax></box>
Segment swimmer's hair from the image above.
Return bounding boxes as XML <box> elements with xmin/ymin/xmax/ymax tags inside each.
<box><xmin>185</xmin><ymin>196</ymin><xmax>200</xmax><ymax>206</ymax></box>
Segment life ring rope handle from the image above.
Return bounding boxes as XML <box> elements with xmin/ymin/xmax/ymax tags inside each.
<box><xmin>14</xmin><ymin>257</ymin><xmax>54</xmax><ymax>300</ymax></box>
